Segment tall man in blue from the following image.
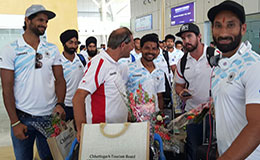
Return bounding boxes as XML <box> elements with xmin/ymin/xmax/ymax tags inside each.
<box><xmin>0</xmin><ymin>4</ymin><xmax>66</xmax><ymax>160</ymax></box>
<box><xmin>208</xmin><ymin>1</ymin><xmax>260</xmax><ymax>159</ymax></box>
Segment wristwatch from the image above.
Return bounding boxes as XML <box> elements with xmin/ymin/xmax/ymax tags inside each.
<box><xmin>56</xmin><ymin>102</ymin><xmax>65</xmax><ymax>109</ymax></box>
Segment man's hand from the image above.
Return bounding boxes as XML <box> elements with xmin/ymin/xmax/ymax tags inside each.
<box><xmin>76</xmin><ymin>129</ymin><xmax>81</xmax><ymax>143</ymax></box>
<box><xmin>13</xmin><ymin>123</ymin><xmax>28</xmax><ymax>140</ymax></box>
<box><xmin>179</xmin><ymin>89</ymin><xmax>192</xmax><ymax>101</ymax></box>
<box><xmin>53</xmin><ymin>105</ymin><xmax>66</xmax><ymax>120</ymax></box>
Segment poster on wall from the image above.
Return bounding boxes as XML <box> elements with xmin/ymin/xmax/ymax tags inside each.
<box><xmin>171</xmin><ymin>2</ymin><xmax>195</xmax><ymax>26</ymax></box>
<box><xmin>135</xmin><ymin>14</ymin><xmax>152</xmax><ymax>32</ymax></box>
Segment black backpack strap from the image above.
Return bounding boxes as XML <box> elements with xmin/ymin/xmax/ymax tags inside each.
<box><xmin>180</xmin><ymin>52</ymin><xmax>189</xmax><ymax>88</ymax></box>
<box><xmin>162</xmin><ymin>50</ymin><xmax>171</xmax><ymax>74</ymax></box>
<box><xmin>77</xmin><ymin>54</ymin><xmax>86</xmax><ymax>67</ymax></box>
<box><xmin>206</xmin><ymin>47</ymin><xmax>215</xmax><ymax>68</ymax></box>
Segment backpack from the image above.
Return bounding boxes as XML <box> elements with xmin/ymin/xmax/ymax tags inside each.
<box><xmin>77</xmin><ymin>54</ymin><xmax>86</xmax><ymax>67</ymax></box>
<box><xmin>161</xmin><ymin>50</ymin><xmax>173</xmax><ymax>109</ymax></box>
<box><xmin>180</xmin><ymin>46</ymin><xmax>215</xmax><ymax>88</ymax></box>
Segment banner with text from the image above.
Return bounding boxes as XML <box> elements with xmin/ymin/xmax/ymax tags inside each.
<box><xmin>171</xmin><ymin>2</ymin><xmax>195</xmax><ymax>26</ymax></box>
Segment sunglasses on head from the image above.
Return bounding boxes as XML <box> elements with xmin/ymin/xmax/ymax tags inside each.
<box><xmin>35</xmin><ymin>53</ymin><xmax>43</xmax><ymax>69</ymax></box>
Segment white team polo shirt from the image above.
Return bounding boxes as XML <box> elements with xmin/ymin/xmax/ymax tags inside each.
<box><xmin>130</xmin><ymin>49</ymin><xmax>142</xmax><ymax>60</ymax></box>
<box><xmin>0</xmin><ymin>35</ymin><xmax>62</xmax><ymax>116</ymax></box>
<box><xmin>175</xmin><ymin>45</ymin><xmax>212</xmax><ymax>111</ymax></box>
<box><xmin>168</xmin><ymin>48</ymin><xmax>184</xmax><ymax>66</ymax></box>
<box><xmin>211</xmin><ymin>42</ymin><xmax>260</xmax><ymax>159</ymax></box>
<box><xmin>61</xmin><ymin>53</ymin><xmax>85</xmax><ymax>107</ymax></box>
<box><xmin>79</xmin><ymin>50</ymin><xmax>89</xmax><ymax>61</ymax></box>
<box><xmin>120</xmin><ymin>58</ymin><xmax>165</xmax><ymax>111</ymax></box>
<box><xmin>154</xmin><ymin>49</ymin><xmax>171</xmax><ymax>82</ymax></box>
<box><xmin>78</xmin><ymin>50</ymin><xmax>128</xmax><ymax>124</ymax></box>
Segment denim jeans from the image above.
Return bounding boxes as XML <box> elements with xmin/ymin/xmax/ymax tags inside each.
<box><xmin>11</xmin><ymin>112</ymin><xmax>53</xmax><ymax>160</ymax></box>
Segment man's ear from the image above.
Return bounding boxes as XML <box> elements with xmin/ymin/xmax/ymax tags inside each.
<box><xmin>25</xmin><ymin>17</ymin><xmax>30</xmax><ymax>25</ymax></box>
<box><xmin>120</xmin><ymin>41</ymin><xmax>125</xmax><ymax>48</ymax></box>
<box><xmin>241</xmin><ymin>23</ymin><xmax>247</xmax><ymax>36</ymax></box>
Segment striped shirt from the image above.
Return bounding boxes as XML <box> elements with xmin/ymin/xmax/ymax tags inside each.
<box><xmin>0</xmin><ymin>35</ymin><xmax>62</xmax><ymax>116</ymax></box>
<box><xmin>61</xmin><ymin>53</ymin><xmax>84</xmax><ymax>107</ymax></box>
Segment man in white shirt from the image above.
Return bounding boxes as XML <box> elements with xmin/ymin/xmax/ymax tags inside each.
<box><xmin>0</xmin><ymin>5</ymin><xmax>66</xmax><ymax>160</ymax></box>
<box><xmin>165</xmin><ymin>34</ymin><xmax>184</xmax><ymax>73</ymax></box>
<box><xmin>175</xmin><ymin>23</ymin><xmax>212</xmax><ymax>160</ymax></box>
<box><xmin>120</xmin><ymin>33</ymin><xmax>165</xmax><ymax>115</ymax></box>
<box><xmin>60</xmin><ymin>29</ymin><xmax>85</xmax><ymax>121</ymax></box>
<box><xmin>208</xmin><ymin>1</ymin><xmax>260</xmax><ymax>159</ymax></box>
<box><xmin>83</xmin><ymin>36</ymin><xmax>98</xmax><ymax>63</ymax></box>
<box><xmin>130</xmin><ymin>37</ymin><xmax>142</xmax><ymax>60</ymax></box>
<box><xmin>73</xmin><ymin>27</ymin><xmax>134</xmax><ymax>142</ymax></box>
<box><xmin>118</xmin><ymin>38</ymin><xmax>140</xmax><ymax>65</ymax></box>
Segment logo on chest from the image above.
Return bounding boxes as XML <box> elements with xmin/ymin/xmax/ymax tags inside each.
<box><xmin>226</xmin><ymin>72</ymin><xmax>236</xmax><ymax>84</ymax></box>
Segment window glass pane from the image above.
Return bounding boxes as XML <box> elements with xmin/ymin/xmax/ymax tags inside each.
<box><xmin>0</xmin><ymin>29</ymin><xmax>23</xmax><ymax>49</ymax></box>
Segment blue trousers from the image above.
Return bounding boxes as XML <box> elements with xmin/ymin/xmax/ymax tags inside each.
<box><xmin>11</xmin><ymin>113</ymin><xmax>53</xmax><ymax>160</ymax></box>
<box><xmin>185</xmin><ymin>115</ymin><xmax>213</xmax><ymax>160</ymax></box>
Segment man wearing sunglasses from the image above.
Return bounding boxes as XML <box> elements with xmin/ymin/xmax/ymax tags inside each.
<box><xmin>73</xmin><ymin>27</ymin><xmax>134</xmax><ymax>142</ymax></box>
<box><xmin>0</xmin><ymin>4</ymin><xmax>66</xmax><ymax>160</ymax></box>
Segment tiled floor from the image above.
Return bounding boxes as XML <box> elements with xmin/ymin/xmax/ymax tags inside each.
<box><xmin>0</xmin><ymin>83</ymin><xmax>15</xmax><ymax>159</ymax></box>
<box><xmin>0</xmin><ymin>146</ymin><xmax>15</xmax><ymax>160</ymax></box>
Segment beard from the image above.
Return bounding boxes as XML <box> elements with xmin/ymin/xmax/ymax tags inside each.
<box><xmin>167</xmin><ymin>45</ymin><xmax>174</xmax><ymax>49</ymax></box>
<box><xmin>142</xmin><ymin>52</ymin><xmax>156</xmax><ymax>62</ymax></box>
<box><xmin>213</xmin><ymin>32</ymin><xmax>242</xmax><ymax>53</ymax></box>
<box><xmin>29</xmin><ymin>24</ymin><xmax>46</xmax><ymax>36</ymax></box>
<box><xmin>88</xmin><ymin>49</ymin><xmax>97</xmax><ymax>57</ymax></box>
<box><xmin>64</xmin><ymin>45</ymin><xmax>76</xmax><ymax>54</ymax></box>
<box><xmin>184</xmin><ymin>40</ymin><xmax>198</xmax><ymax>52</ymax></box>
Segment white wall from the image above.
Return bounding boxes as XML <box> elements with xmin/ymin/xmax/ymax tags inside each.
<box><xmin>131</xmin><ymin>0</ymin><xmax>260</xmax><ymax>41</ymax></box>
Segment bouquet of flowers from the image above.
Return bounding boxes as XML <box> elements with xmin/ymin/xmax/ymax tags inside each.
<box><xmin>123</xmin><ymin>83</ymin><xmax>156</xmax><ymax>122</ymax></box>
<box><xmin>168</xmin><ymin>100</ymin><xmax>213</xmax><ymax>131</ymax></box>
<box><xmin>150</xmin><ymin>100</ymin><xmax>213</xmax><ymax>153</ymax></box>
<box><xmin>150</xmin><ymin>111</ymin><xmax>186</xmax><ymax>153</ymax></box>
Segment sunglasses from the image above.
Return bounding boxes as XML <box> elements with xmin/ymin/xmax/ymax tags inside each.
<box><xmin>35</xmin><ymin>53</ymin><xmax>43</xmax><ymax>69</ymax></box>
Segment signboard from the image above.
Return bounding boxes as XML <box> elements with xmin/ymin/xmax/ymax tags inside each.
<box><xmin>135</xmin><ymin>14</ymin><xmax>152</xmax><ymax>32</ymax></box>
<box><xmin>171</xmin><ymin>2</ymin><xmax>195</xmax><ymax>26</ymax></box>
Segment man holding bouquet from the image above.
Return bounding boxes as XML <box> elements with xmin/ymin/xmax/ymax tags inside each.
<box><xmin>0</xmin><ymin>5</ymin><xmax>66</xmax><ymax>159</ymax></box>
<box><xmin>120</xmin><ymin>33</ymin><xmax>165</xmax><ymax>121</ymax></box>
<box><xmin>174</xmin><ymin>23</ymin><xmax>212</xmax><ymax>160</ymax></box>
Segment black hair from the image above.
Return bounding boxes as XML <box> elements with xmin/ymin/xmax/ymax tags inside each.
<box><xmin>140</xmin><ymin>33</ymin><xmax>159</xmax><ymax>48</ymax></box>
<box><xmin>134</xmin><ymin>37</ymin><xmax>140</xmax><ymax>41</ymax></box>
<box><xmin>165</xmin><ymin>34</ymin><xmax>175</xmax><ymax>42</ymax></box>
<box><xmin>175</xmin><ymin>40</ymin><xmax>183</xmax><ymax>45</ymax></box>
<box><xmin>79</xmin><ymin>45</ymin><xmax>85</xmax><ymax>51</ymax></box>
<box><xmin>23</xmin><ymin>13</ymin><xmax>37</xmax><ymax>31</ymax></box>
